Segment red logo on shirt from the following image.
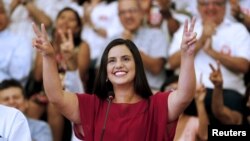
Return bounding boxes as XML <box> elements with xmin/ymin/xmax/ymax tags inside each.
<box><xmin>220</xmin><ymin>45</ymin><xmax>231</xmax><ymax>55</ymax></box>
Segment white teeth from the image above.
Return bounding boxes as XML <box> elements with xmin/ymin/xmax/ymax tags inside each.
<box><xmin>115</xmin><ymin>72</ymin><xmax>126</xmax><ymax>76</ymax></box>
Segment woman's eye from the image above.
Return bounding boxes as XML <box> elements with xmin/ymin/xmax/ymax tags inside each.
<box><xmin>124</xmin><ymin>58</ymin><xmax>130</xmax><ymax>61</ymax></box>
<box><xmin>108</xmin><ymin>59</ymin><xmax>115</xmax><ymax>63</ymax></box>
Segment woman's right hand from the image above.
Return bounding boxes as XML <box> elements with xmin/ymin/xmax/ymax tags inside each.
<box><xmin>32</xmin><ymin>23</ymin><xmax>55</xmax><ymax>57</ymax></box>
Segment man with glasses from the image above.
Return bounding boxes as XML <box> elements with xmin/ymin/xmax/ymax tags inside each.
<box><xmin>168</xmin><ymin>0</ymin><xmax>250</xmax><ymax>124</ymax></box>
<box><xmin>116</xmin><ymin>0</ymin><xmax>168</xmax><ymax>92</ymax></box>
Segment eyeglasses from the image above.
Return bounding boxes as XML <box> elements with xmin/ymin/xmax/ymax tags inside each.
<box><xmin>198</xmin><ymin>1</ymin><xmax>225</xmax><ymax>7</ymax></box>
<box><xmin>118</xmin><ymin>8</ymin><xmax>139</xmax><ymax>16</ymax></box>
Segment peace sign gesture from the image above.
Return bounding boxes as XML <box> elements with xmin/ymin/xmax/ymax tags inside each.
<box><xmin>32</xmin><ymin>23</ymin><xmax>54</xmax><ymax>56</ymax></box>
<box><xmin>209</xmin><ymin>61</ymin><xmax>223</xmax><ymax>88</ymax></box>
<box><xmin>58</xmin><ymin>30</ymin><xmax>74</xmax><ymax>54</ymax></box>
<box><xmin>181</xmin><ymin>17</ymin><xmax>197</xmax><ymax>55</ymax></box>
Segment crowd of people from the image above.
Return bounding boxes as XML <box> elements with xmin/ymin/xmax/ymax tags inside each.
<box><xmin>0</xmin><ymin>0</ymin><xmax>249</xmax><ymax>141</ymax></box>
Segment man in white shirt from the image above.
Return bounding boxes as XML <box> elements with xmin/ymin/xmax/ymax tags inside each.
<box><xmin>168</xmin><ymin>0</ymin><xmax>250</xmax><ymax>124</ymax></box>
<box><xmin>0</xmin><ymin>104</ymin><xmax>32</xmax><ymax>141</ymax></box>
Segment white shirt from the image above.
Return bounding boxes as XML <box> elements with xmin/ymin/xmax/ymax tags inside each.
<box><xmin>3</xmin><ymin>0</ymin><xmax>59</xmax><ymax>41</ymax></box>
<box><xmin>82</xmin><ymin>1</ymin><xmax>124</xmax><ymax>60</ymax></box>
<box><xmin>0</xmin><ymin>105</ymin><xmax>32</xmax><ymax>141</ymax></box>
<box><xmin>0</xmin><ymin>29</ymin><xmax>33</xmax><ymax>86</ymax></box>
<box><xmin>169</xmin><ymin>18</ymin><xmax>250</xmax><ymax>95</ymax></box>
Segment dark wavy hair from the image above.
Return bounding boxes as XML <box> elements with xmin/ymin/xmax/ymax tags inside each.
<box><xmin>93</xmin><ymin>38</ymin><xmax>152</xmax><ymax>100</ymax></box>
<box><xmin>56</xmin><ymin>7</ymin><xmax>82</xmax><ymax>46</ymax></box>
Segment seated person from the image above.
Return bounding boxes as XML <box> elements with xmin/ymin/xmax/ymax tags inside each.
<box><xmin>161</xmin><ymin>75</ymin><xmax>209</xmax><ymax>141</ymax></box>
<box><xmin>210</xmin><ymin>61</ymin><xmax>248</xmax><ymax>125</ymax></box>
<box><xmin>0</xmin><ymin>104</ymin><xmax>31</xmax><ymax>141</ymax></box>
<box><xmin>0</xmin><ymin>79</ymin><xmax>53</xmax><ymax>141</ymax></box>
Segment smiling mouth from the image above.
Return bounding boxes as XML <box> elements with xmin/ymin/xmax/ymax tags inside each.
<box><xmin>114</xmin><ymin>71</ymin><xmax>127</xmax><ymax>76</ymax></box>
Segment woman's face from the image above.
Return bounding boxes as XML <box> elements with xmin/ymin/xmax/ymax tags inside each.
<box><xmin>55</xmin><ymin>10</ymin><xmax>80</xmax><ymax>34</ymax></box>
<box><xmin>107</xmin><ymin>45</ymin><xmax>136</xmax><ymax>87</ymax></box>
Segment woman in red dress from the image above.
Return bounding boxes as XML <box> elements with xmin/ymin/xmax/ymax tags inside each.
<box><xmin>32</xmin><ymin>16</ymin><xmax>197</xmax><ymax>140</ymax></box>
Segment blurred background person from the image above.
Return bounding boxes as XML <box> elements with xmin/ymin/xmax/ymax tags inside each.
<box><xmin>0</xmin><ymin>0</ymin><xmax>33</xmax><ymax>87</ymax></box>
<box><xmin>0</xmin><ymin>79</ymin><xmax>52</xmax><ymax>141</ymax></box>
<box><xmin>168</xmin><ymin>0</ymin><xmax>250</xmax><ymax>124</ymax></box>
<box><xmin>82</xmin><ymin>0</ymin><xmax>123</xmax><ymax>93</ymax></box>
<box><xmin>114</xmin><ymin>0</ymin><xmax>168</xmax><ymax>92</ymax></box>
<box><xmin>210</xmin><ymin>61</ymin><xmax>250</xmax><ymax>125</ymax></box>
<box><xmin>161</xmin><ymin>75</ymin><xmax>209</xmax><ymax>141</ymax></box>
<box><xmin>229</xmin><ymin>0</ymin><xmax>250</xmax><ymax>31</ymax></box>
<box><xmin>0</xmin><ymin>104</ymin><xmax>32</xmax><ymax>141</ymax></box>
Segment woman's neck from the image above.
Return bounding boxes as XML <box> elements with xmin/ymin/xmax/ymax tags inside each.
<box><xmin>113</xmin><ymin>87</ymin><xmax>142</xmax><ymax>104</ymax></box>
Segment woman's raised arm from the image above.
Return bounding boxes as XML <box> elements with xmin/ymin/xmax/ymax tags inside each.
<box><xmin>32</xmin><ymin>23</ymin><xmax>80</xmax><ymax>123</ymax></box>
<box><xmin>168</xmin><ymin>17</ymin><xmax>197</xmax><ymax>122</ymax></box>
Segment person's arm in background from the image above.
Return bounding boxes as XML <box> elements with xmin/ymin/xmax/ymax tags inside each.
<box><xmin>158</xmin><ymin>0</ymin><xmax>180</xmax><ymax>37</ymax></box>
<box><xmin>83</xmin><ymin>2</ymin><xmax>107</xmax><ymax>38</ymax></box>
<box><xmin>194</xmin><ymin>78</ymin><xmax>208</xmax><ymax>141</ymax></box>
<box><xmin>230</xmin><ymin>0</ymin><xmax>250</xmax><ymax>31</ymax></box>
<box><xmin>139</xmin><ymin>52</ymin><xmax>166</xmax><ymax>75</ymax></box>
<box><xmin>168</xmin><ymin>17</ymin><xmax>197</xmax><ymax>122</ymax></box>
<box><xmin>203</xmin><ymin>37</ymin><xmax>249</xmax><ymax>74</ymax></box>
<box><xmin>210</xmin><ymin>62</ymin><xmax>242</xmax><ymax>125</ymax></box>
<box><xmin>10</xmin><ymin>0</ymin><xmax>52</xmax><ymax>27</ymax></box>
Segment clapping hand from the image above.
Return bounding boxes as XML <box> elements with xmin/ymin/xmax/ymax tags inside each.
<box><xmin>32</xmin><ymin>23</ymin><xmax>54</xmax><ymax>56</ymax></box>
<box><xmin>209</xmin><ymin>61</ymin><xmax>223</xmax><ymax>88</ymax></box>
<box><xmin>181</xmin><ymin>17</ymin><xmax>197</xmax><ymax>55</ymax></box>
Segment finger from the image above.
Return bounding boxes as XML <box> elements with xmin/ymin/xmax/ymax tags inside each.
<box><xmin>209</xmin><ymin>63</ymin><xmax>216</xmax><ymax>72</ymax></box>
<box><xmin>183</xmin><ymin>19</ymin><xmax>188</xmax><ymax>35</ymax></box>
<box><xmin>200</xmin><ymin>73</ymin><xmax>203</xmax><ymax>85</ymax></box>
<box><xmin>41</xmin><ymin>23</ymin><xmax>49</xmax><ymax>41</ymax></box>
<box><xmin>32</xmin><ymin>39</ymin><xmax>44</xmax><ymax>50</ymax></box>
<box><xmin>68</xmin><ymin>29</ymin><xmax>73</xmax><ymax>44</ymax></box>
<box><xmin>216</xmin><ymin>60</ymin><xmax>221</xmax><ymax>72</ymax></box>
<box><xmin>187</xmin><ymin>38</ymin><xmax>197</xmax><ymax>46</ymax></box>
<box><xmin>189</xmin><ymin>17</ymin><xmax>196</xmax><ymax>33</ymax></box>
<box><xmin>59</xmin><ymin>29</ymin><xmax>67</xmax><ymax>43</ymax></box>
<box><xmin>187</xmin><ymin>33</ymin><xmax>197</xmax><ymax>46</ymax></box>
<box><xmin>32</xmin><ymin>23</ymin><xmax>41</xmax><ymax>37</ymax></box>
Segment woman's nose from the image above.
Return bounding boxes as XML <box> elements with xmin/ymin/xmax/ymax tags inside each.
<box><xmin>114</xmin><ymin>60</ymin><xmax>124</xmax><ymax>68</ymax></box>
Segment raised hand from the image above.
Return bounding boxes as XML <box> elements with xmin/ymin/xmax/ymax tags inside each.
<box><xmin>59</xmin><ymin>29</ymin><xmax>75</xmax><ymax>60</ymax></box>
<box><xmin>202</xmin><ymin>20</ymin><xmax>216</xmax><ymax>39</ymax></box>
<box><xmin>181</xmin><ymin>17</ymin><xmax>197</xmax><ymax>55</ymax></box>
<box><xmin>122</xmin><ymin>29</ymin><xmax>134</xmax><ymax>40</ymax></box>
<box><xmin>195</xmin><ymin>74</ymin><xmax>206</xmax><ymax>102</ymax></box>
<box><xmin>230</xmin><ymin>0</ymin><xmax>241</xmax><ymax>19</ymax></box>
<box><xmin>32</xmin><ymin>23</ymin><xmax>54</xmax><ymax>56</ymax></box>
<box><xmin>209</xmin><ymin>61</ymin><xmax>223</xmax><ymax>87</ymax></box>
